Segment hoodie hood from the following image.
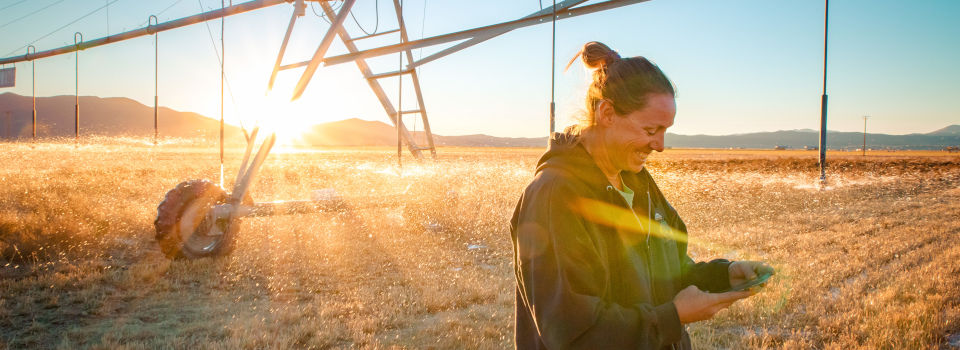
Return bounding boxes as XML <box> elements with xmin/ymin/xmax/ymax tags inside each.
<box><xmin>536</xmin><ymin>128</ymin><xmax>613</xmax><ymax>189</ymax></box>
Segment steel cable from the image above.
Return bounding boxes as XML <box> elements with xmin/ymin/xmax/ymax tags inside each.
<box><xmin>2</xmin><ymin>0</ymin><xmax>121</xmax><ymax>58</ymax></box>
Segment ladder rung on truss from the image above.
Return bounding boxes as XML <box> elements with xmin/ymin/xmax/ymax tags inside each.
<box><xmin>390</xmin><ymin>109</ymin><xmax>423</xmax><ymax>116</ymax></box>
<box><xmin>365</xmin><ymin>68</ymin><xmax>414</xmax><ymax>80</ymax></box>
<box><xmin>319</xmin><ymin>0</ymin><xmax>436</xmax><ymax>159</ymax></box>
<box><xmin>346</xmin><ymin>29</ymin><xmax>400</xmax><ymax>43</ymax></box>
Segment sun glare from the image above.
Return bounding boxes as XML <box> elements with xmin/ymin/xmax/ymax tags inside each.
<box><xmin>240</xmin><ymin>92</ymin><xmax>319</xmax><ymax>146</ymax></box>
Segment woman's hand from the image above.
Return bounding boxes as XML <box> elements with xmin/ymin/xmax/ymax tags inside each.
<box><xmin>674</xmin><ymin>285</ymin><xmax>751</xmax><ymax>324</ymax></box>
<box><xmin>728</xmin><ymin>261</ymin><xmax>775</xmax><ymax>288</ymax></box>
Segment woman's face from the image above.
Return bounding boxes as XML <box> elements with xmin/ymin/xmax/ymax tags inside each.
<box><xmin>602</xmin><ymin>93</ymin><xmax>676</xmax><ymax>173</ymax></box>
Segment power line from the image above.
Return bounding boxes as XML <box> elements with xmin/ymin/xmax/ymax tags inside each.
<box><xmin>2</xmin><ymin>0</ymin><xmax>121</xmax><ymax>58</ymax></box>
<box><xmin>0</xmin><ymin>0</ymin><xmax>68</xmax><ymax>31</ymax></box>
<box><xmin>349</xmin><ymin>0</ymin><xmax>377</xmax><ymax>36</ymax></box>
<box><xmin>0</xmin><ymin>0</ymin><xmax>29</xmax><ymax>12</ymax></box>
<box><xmin>198</xmin><ymin>1</ymin><xmax>241</xmax><ymax>126</ymax></box>
<box><xmin>132</xmin><ymin>0</ymin><xmax>186</xmax><ymax>30</ymax></box>
<box><xmin>310</xmin><ymin>0</ymin><xmax>344</xmax><ymax>24</ymax></box>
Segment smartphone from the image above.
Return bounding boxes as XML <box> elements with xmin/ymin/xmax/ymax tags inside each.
<box><xmin>722</xmin><ymin>272</ymin><xmax>773</xmax><ymax>293</ymax></box>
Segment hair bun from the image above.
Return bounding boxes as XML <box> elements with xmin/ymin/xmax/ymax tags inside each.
<box><xmin>580</xmin><ymin>41</ymin><xmax>620</xmax><ymax>69</ymax></box>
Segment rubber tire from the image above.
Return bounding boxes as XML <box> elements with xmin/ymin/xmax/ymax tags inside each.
<box><xmin>154</xmin><ymin>179</ymin><xmax>249</xmax><ymax>260</ymax></box>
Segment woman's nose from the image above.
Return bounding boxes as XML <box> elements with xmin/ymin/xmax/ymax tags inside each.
<box><xmin>651</xmin><ymin>133</ymin><xmax>665</xmax><ymax>152</ymax></box>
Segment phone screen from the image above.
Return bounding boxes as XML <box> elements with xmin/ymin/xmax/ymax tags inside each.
<box><xmin>723</xmin><ymin>272</ymin><xmax>772</xmax><ymax>293</ymax></box>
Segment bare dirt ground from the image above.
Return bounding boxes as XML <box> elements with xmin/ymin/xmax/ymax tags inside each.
<box><xmin>1</xmin><ymin>139</ymin><xmax>959</xmax><ymax>349</ymax></box>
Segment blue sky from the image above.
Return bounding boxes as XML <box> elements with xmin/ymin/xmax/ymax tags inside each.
<box><xmin>0</xmin><ymin>0</ymin><xmax>957</xmax><ymax>138</ymax></box>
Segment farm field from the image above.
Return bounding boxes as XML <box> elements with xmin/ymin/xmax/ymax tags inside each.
<box><xmin>2</xmin><ymin>138</ymin><xmax>960</xmax><ymax>349</ymax></box>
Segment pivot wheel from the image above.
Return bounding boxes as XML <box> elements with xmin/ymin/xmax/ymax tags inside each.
<box><xmin>154</xmin><ymin>180</ymin><xmax>249</xmax><ymax>259</ymax></box>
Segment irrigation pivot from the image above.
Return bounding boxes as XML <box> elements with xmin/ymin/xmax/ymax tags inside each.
<box><xmin>153</xmin><ymin>128</ymin><xmax>457</xmax><ymax>259</ymax></box>
<box><xmin>0</xmin><ymin>0</ymin><xmax>649</xmax><ymax>158</ymax></box>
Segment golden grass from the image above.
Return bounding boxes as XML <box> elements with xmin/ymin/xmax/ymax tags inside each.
<box><xmin>1</xmin><ymin>139</ymin><xmax>959</xmax><ymax>349</ymax></box>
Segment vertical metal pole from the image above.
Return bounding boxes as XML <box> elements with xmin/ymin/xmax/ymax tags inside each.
<box><xmin>862</xmin><ymin>116</ymin><xmax>868</xmax><ymax>156</ymax></box>
<box><xmin>220</xmin><ymin>1</ymin><xmax>225</xmax><ymax>186</ymax></box>
<box><xmin>150</xmin><ymin>16</ymin><xmax>158</xmax><ymax>145</ymax></box>
<box><xmin>549</xmin><ymin>0</ymin><xmax>556</xmax><ymax>135</ymax></box>
<box><xmin>4</xmin><ymin>111</ymin><xmax>9</xmax><ymax>140</ymax></box>
<box><xmin>398</xmin><ymin>0</ymin><xmax>403</xmax><ymax>172</ymax></box>
<box><xmin>32</xmin><ymin>63</ymin><xmax>35</xmax><ymax>141</ymax></box>
<box><xmin>28</xmin><ymin>45</ymin><xmax>35</xmax><ymax>142</ymax></box>
<box><xmin>74</xmin><ymin>33</ymin><xmax>82</xmax><ymax>145</ymax></box>
<box><xmin>818</xmin><ymin>0</ymin><xmax>828</xmax><ymax>187</ymax></box>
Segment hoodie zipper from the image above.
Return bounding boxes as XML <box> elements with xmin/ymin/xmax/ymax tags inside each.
<box><xmin>605</xmin><ymin>185</ymin><xmax>657</xmax><ymax>301</ymax></box>
<box><xmin>610</xmin><ymin>185</ymin><xmax>680</xmax><ymax>349</ymax></box>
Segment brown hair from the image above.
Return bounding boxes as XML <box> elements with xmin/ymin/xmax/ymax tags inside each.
<box><xmin>565</xmin><ymin>42</ymin><xmax>675</xmax><ymax>125</ymax></box>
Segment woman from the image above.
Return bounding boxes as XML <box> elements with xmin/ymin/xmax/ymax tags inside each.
<box><xmin>510</xmin><ymin>42</ymin><xmax>773</xmax><ymax>349</ymax></box>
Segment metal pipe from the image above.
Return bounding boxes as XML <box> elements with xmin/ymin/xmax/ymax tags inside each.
<box><xmin>220</xmin><ymin>0</ymin><xmax>225</xmax><ymax>186</ymax></box>
<box><xmin>346</xmin><ymin>29</ymin><xmax>400</xmax><ymax>42</ymax></box>
<box><xmin>27</xmin><ymin>45</ymin><xmax>35</xmax><ymax>142</ymax></box>
<box><xmin>150</xmin><ymin>15</ymin><xmax>158</xmax><ymax>145</ymax></box>
<box><xmin>550</xmin><ymin>0</ymin><xmax>556</xmax><ymax>135</ymax></box>
<box><xmin>408</xmin><ymin>0</ymin><xmax>588</xmax><ymax>70</ymax></box>
<box><xmin>235</xmin><ymin>126</ymin><xmax>260</xmax><ymax>190</ymax></box>
<box><xmin>266</xmin><ymin>8</ymin><xmax>300</xmax><ymax>93</ymax></box>
<box><xmin>290</xmin><ymin>0</ymin><xmax>356</xmax><ymax>100</ymax></box>
<box><xmin>74</xmin><ymin>33</ymin><xmax>82</xmax><ymax>144</ymax></box>
<box><xmin>818</xmin><ymin>0</ymin><xmax>828</xmax><ymax>186</ymax></box>
<box><xmin>396</xmin><ymin>0</ymin><xmax>403</xmax><ymax>171</ymax></box>
<box><xmin>862</xmin><ymin>116</ymin><xmax>868</xmax><ymax>156</ymax></box>
<box><xmin>0</xmin><ymin>0</ymin><xmax>288</xmax><ymax>65</ymax></box>
<box><xmin>305</xmin><ymin>0</ymin><xmax>648</xmax><ymax>69</ymax></box>
<box><xmin>231</xmin><ymin>133</ymin><xmax>276</xmax><ymax>206</ymax></box>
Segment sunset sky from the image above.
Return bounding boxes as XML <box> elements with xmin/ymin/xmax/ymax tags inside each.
<box><xmin>1</xmin><ymin>0</ymin><xmax>957</xmax><ymax>139</ymax></box>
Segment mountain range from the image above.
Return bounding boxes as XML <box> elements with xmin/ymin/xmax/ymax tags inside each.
<box><xmin>0</xmin><ymin>93</ymin><xmax>243</xmax><ymax>139</ymax></box>
<box><xmin>0</xmin><ymin>93</ymin><xmax>957</xmax><ymax>150</ymax></box>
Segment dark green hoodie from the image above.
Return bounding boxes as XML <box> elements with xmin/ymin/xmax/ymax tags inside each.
<box><xmin>511</xmin><ymin>131</ymin><xmax>732</xmax><ymax>349</ymax></box>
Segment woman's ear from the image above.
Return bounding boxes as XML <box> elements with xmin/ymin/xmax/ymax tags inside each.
<box><xmin>595</xmin><ymin>99</ymin><xmax>617</xmax><ymax>127</ymax></box>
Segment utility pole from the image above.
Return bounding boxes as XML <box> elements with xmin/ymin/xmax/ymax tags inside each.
<box><xmin>818</xmin><ymin>0</ymin><xmax>829</xmax><ymax>188</ymax></box>
<box><xmin>862</xmin><ymin>116</ymin><xmax>869</xmax><ymax>156</ymax></box>
<box><xmin>549</xmin><ymin>0</ymin><xmax>556</xmax><ymax>135</ymax></box>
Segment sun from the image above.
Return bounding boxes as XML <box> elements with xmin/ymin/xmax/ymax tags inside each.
<box><xmin>239</xmin><ymin>92</ymin><xmax>321</xmax><ymax>146</ymax></box>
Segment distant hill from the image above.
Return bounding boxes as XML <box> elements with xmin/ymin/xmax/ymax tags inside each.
<box><xmin>929</xmin><ymin>125</ymin><xmax>960</xmax><ymax>136</ymax></box>
<box><xmin>1</xmin><ymin>92</ymin><xmax>956</xmax><ymax>150</ymax></box>
<box><xmin>302</xmin><ymin>119</ymin><xmax>960</xmax><ymax>150</ymax></box>
<box><xmin>665</xmin><ymin>129</ymin><xmax>960</xmax><ymax>150</ymax></box>
<box><xmin>0</xmin><ymin>92</ymin><xmax>242</xmax><ymax>139</ymax></box>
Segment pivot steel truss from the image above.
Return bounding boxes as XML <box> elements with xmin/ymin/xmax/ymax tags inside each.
<box><xmin>269</xmin><ymin>0</ymin><xmax>435</xmax><ymax>158</ymax></box>
<box><xmin>0</xmin><ymin>0</ymin><xmax>651</xmax><ymax>158</ymax></box>
<box><xmin>269</xmin><ymin>0</ymin><xmax>649</xmax><ymax>158</ymax></box>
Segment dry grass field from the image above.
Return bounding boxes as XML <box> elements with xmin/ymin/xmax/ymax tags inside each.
<box><xmin>1</xmin><ymin>138</ymin><xmax>959</xmax><ymax>349</ymax></box>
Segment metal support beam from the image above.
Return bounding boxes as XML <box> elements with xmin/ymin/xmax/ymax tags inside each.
<box><xmin>27</xmin><ymin>45</ymin><xmax>35</xmax><ymax>142</ymax></box>
<box><xmin>389</xmin><ymin>109</ymin><xmax>422</xmax><ymax>116</ymax></box>
<box><xmin>306</xmin><ymin>0</ymin><xmax>648</xmax><ymax>69</ymax></box>
<box><xmin>391</xmin><ymin>0</ymin><xmax>436</xmax><ymax>157</ymax></box>
<box><xmin>0</xmin><ymin>0</ymin><xmax>288</xmax><ymax>65</ymax></box>
<box><xmin>150</xmin><ymin>15</ymin><xmax>159</xmax><ymax>144</ymax></box>
<box><xmin>346</xmin><ymin>29</ymin><xmax>400</xmax><ymax>43</ymax></box>
<box><xmin>409</xmin><ymin>0</ymin><xmax>588</xmax><ymax>70</ymax></box>
<box><xmin>290</xmin><ymin>0</ymin><xmax>356</xmax><ymax>101</ymax></box>
<box><xmin>313</xmin><ymin>1</ymin><xmax>428</xmax><ymax>158</ymax></box>
<box><xmin>266</xmin><ymin>0</ymin><xmax>304</xmax><ymax>93</ymax></box>
<box><xmin>364</xmin><ymin>68</ymin><xmax>413</xmax><ymax>80</ymax></box>
<box><xmin>74</xmin><ymin>33</ymin><xmax>82</xmax><ymax>143</ymax></box>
